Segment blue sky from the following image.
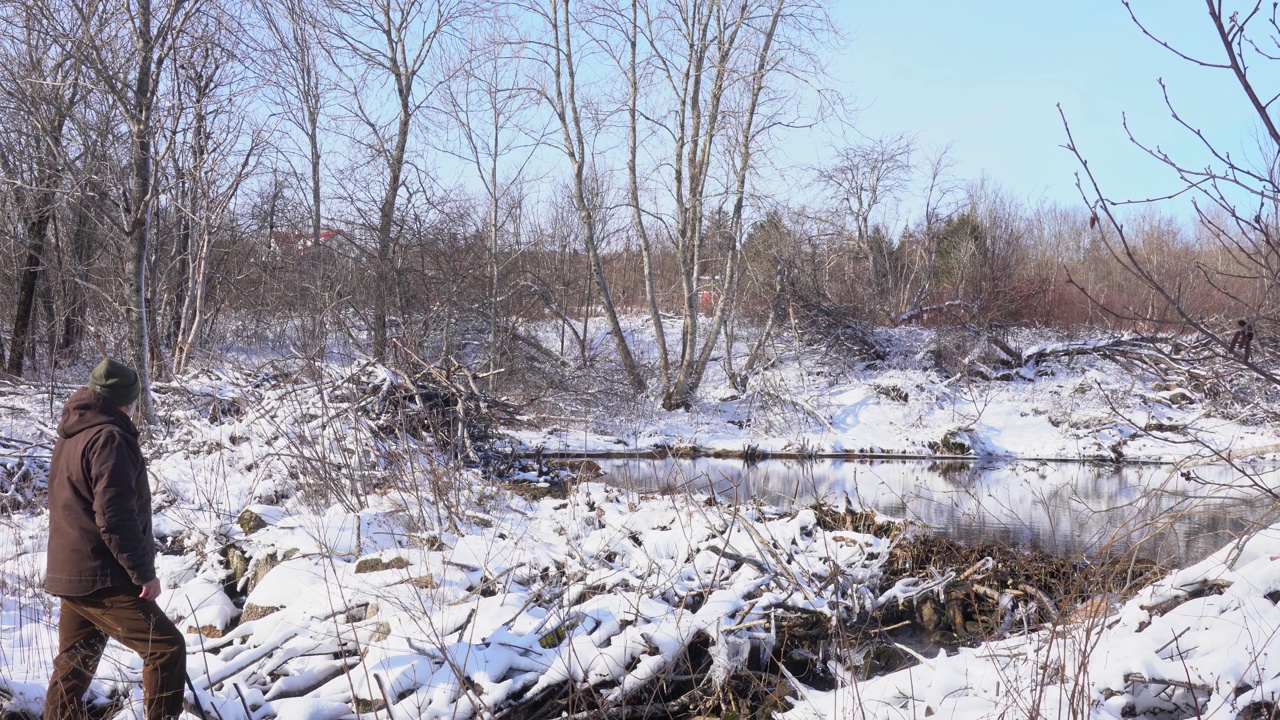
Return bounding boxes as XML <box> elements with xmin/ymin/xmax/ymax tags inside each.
<box><xmin>819</xmin><ymin>1</ymin><xmax>1264</xmax><ymax>213</ymax></box>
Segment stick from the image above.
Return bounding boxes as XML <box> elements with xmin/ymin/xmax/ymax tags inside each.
<box><xmin>233</xmin><ymin>683</ymin><xmax>255</xmax><ymax>720</ymax></box>
<box><xmin>185</xmin><ymin>675</ymin><xmax>211</xmax><ymax>720</ymax></box>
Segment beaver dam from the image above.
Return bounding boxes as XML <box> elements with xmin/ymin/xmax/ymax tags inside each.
<box><xmin>496</xmin><ymin>477</ymin><xmax>1171</xmax><ymax>720</ymax></box>
<box><xmin>478</xmin><ymin>453</ymin><xmax>1279</xmax><ymax>717</ymax></box>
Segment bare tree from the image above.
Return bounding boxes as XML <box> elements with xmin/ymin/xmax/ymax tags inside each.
<box><xmin>439</xmin><ymin>12</ymin><xmax>544</xmax><ymax>388</ymax></box>
<box><xmin>168</xmin><ymin>9</ymin><xmax>262</xmax><ymax>376</ymax></box>
<box><xmin>623</xmin><ymin>0</ymin><xmax>829</xmax><ymax>408</ymax></box>
<box><xmin>527</xmin><ymin>0</ymin><xmax>647</xmax><ymax>392</ymax></box>
<box><xmin>323</xmin><ymin>0</ymin><xmax>470</xmax><ymax>361</ymax></box>
<box><xmin>0</xmin><ymin>1</ymin><xmax>82</xmax><ymax>376</ymax></box>
<box><xmin>255</xmin><ymin>0</ymin><xmax>331</xmax><ymax>251</ymax></box>
<box><xmin>899</xmin><ymin>144</ymin><xmax>960</xmax><ymax>319</ymax></box>
<box><xmin>816</xmin><ymin>134</ymin><xmax>913</xmax><ymax>316</ymax></box>
<box><xmin>1066</xmin><ymin>0</ymin><xmax>1280</xmax><ymax>385</ymax></box>
<box><xmin>46</xmin><ymin>0</ymin><xmax>206</xmax><ymax>422</ymax></box>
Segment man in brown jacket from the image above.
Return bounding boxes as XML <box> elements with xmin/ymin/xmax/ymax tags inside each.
<box><xmin>43</xmin><ymin>359</ymin><xmax>187</xmax><ymax>720</ymax></box>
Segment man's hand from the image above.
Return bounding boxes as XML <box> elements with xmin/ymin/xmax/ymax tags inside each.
<box><xmin>139</xmin><ymin>578</ymin><xmax>162</xmax><ymax>600</ymax></box>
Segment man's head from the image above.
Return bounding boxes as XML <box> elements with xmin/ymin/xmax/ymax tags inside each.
<box><xmin>88</xmin><ymin>358</ymin><xmax>140</xmax><ymax>409</ymax></box>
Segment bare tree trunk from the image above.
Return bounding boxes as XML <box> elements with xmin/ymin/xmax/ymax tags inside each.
<box><xmin>7</xmin><ymin>202</ymin><xmax>54</xmax><ymax>375</ymax></box>
<box><xmin>124</xmin><ymin>191</ymin><xmax>153</xmax><ymax>423</ymax></box>
<box><xmin>546</xmin><ymin>0</ymin><xmax>645</xmax><ymax>392</ymax></box>
<box><xmin>61</xmin><ymin>0</ymin><xmax>202</xmax><ymax>423</ymax></box>
<box><xmin>626</xmin><ymin>0</ymin><xmax>670</xmax><ymax>389</ymax></box>
<box><xmin>171</xmin><ymin>162</ymin><xmax>190</xmax><ymax>347</ymax></box>
<box><xmin>488</xmin><ymin>142</ymin><xmax>500</xmax><ymax>389</ymax></box>
<box><xmin>0</xmin><ymin>11</ymin><xmax>79</xmax><ymax>375</ymax></box>
<box><xmin>661</xmin><ymin>2</ymin><xmax>723</xmax><ymax>409</ymax></box>
<box><xmin>255</xmin><ymin>0</ymin><xmax>329</xmax><ymax>353</ymax></box>
<box><xmin>125</xmin><ymin>0</ymin><xmax>157</xmax><ymax>417</ymax></box>
<box><xmin>687</xmin><ymin>0</ymin><xmax>784</xmax><ymax>399</ymax></box>
<box><xmin>326</xmin><ymin>0</ymin><xmax>460</xmax><ymax>362</ymax></box>
<box><xmin>734</xmin><ymin>258</ymin><xmax>787</xmax><ymax>390</ymax></box>
<box><xmin>308</xmin><ymin>137</ymin><xmax>326</xmax><ymax>354</ymax></box>
<box><xmin>372</xmin><ymin>106</ymin><xmax>409</xmax><ymax>362</ymax></box>
<box><xmin>59</xmin><ymin>201</ymin><xmax>93</xmax><ymax>355</ymax></box>
<box><xmin>172</xmin><ymin>49</ymin><xmax>243</xmax><ymax>377</ymax></box>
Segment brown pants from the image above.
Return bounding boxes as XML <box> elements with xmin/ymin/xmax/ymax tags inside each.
<box><xmin>44</xmin><ymin>587</ymin><xmax>186</xmax><ymax>720</ymax></box>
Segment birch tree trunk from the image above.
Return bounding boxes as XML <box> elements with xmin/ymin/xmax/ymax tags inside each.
<box><xmin>540</xmin><ymin>0</ymin><xmax>646</xmax><ymax>392</ymax></box>
<box><xmin>636</xmin><ymin>0</ymin><xmax>760</xmax><ymax>409</ymax></box>
<box><xmin>57</xmin><ymin>0</ymin><xmax>202</xmax><ymax>424</ymax></box>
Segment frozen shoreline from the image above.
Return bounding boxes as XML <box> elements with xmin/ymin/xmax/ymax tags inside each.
<box><xmin>516</xmin><ymin>445</ymin><xmax>1187</xmax><ymax>464</ymax></box>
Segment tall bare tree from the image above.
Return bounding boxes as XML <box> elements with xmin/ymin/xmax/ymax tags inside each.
<box><xmin>624</xmin><ymin>0</ymin><xmax>823</xmax><ymax>408</ymax></box>
<box><xmin>528</xmin><ymin>0</ymin><xmax>647</xmax><ymax>392</ymax></box>
<box><xmin>817</xmin><ymin>134</ymin><xmax>913</xmax><ymax>315</ymax></box>
<box><xmin>168</xmin><ymin>10</ymin><xmax>262</xmax><ymax>375</ymax></box>
<box><xmin>439</xmin><ymin>12</ymin><xmax>543</xmax><ymax>387</ymax></box>
<box><xmin>255</xmin><ymin>0</ymin><xmax>330</xmax><ymax>252</ymax></box>
<box><xmin>0</xmin><ymin>1</ymin><xmax>82</xmax><ymax>375</ymax></box>
<box><xmin>324</xmin><ymin>0</ymin><xmax>469</xmax><ymax>361</ymax></box>
<box><xmin>49</xmin><ymin>0</ymin><xmax>205</xmax><ymax>421</ymax></box>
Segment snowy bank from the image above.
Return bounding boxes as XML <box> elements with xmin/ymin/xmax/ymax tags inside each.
<box><xmin>784</xmin><ymin>524</ymin><xmax>1280</xmax><ymax>720</ymax></box>
<box><xmin>513</xmin><ymin>326</ymin><xmax>1280</xmax><ymax>465</ymax></box>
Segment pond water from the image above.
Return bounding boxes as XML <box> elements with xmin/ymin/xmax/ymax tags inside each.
<box><xmin>597</xmin><ymin>457</ymin><xmax>1280</xmax><ymax>566</ymax></box>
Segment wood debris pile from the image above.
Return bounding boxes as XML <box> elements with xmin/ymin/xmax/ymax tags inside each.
<box><xmin>149</xmin><ymin>493</ymin><xmax>1166</xmax><ymax>720</ymax></box>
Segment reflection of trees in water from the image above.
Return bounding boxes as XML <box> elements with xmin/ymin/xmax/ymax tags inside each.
<box><xmin>599</xmin><ymin>458</ymin><xmax>1276</xmax><ymax>566</ymax></box>
<box><xmin>929</xmin><ymin>460</ymin><xmax>986</xmax><ymax>485</ymax></box>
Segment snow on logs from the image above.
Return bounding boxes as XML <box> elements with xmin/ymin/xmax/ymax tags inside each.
<box><xmin>185</xmin><ymin>486</ymin><xmax>926</xmax><ymax>720</ymax></box>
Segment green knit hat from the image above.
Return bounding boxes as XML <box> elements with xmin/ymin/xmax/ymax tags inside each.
<box><xmin>88</xmin><ymin>358</ymin><xmax>140</xmax><ymax>407</ymax></box>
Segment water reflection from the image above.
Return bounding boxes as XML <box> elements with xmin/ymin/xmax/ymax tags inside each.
<box><xmin>598</xmin><ymin>458</ymin><xmax>1280</xmax><ymax>566</ymax></box>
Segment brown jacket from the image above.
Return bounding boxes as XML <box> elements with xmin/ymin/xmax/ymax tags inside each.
<box><xmin>45</xmin><ymin>388</ymin><xmax>155</xmax><ymax>596</ymax></box>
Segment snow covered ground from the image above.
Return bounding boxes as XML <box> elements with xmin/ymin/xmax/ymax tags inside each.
<box><xmin>515</xmin><ymin>325</ymin><xmax>1280</xmax><ymax>464</ymax></box>
<box><xmin>3</xmin><ymin>326</ymin><xmax>1280</xmax><ymax>719</ymax></box>
<box><xmin>784</xmin><ymin>525</ymin><xmax>1280</xmax><ymax>720</ymax></box>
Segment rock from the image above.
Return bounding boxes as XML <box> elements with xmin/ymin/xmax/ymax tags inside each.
<box><xmin>206</xmin><ymin>397</ymin><xmax>242</xmax><ymax>424</ymax></box>
<box><xmin>223</xmin><ymin>545</ymin><xmax>250</xmax><ymax>591</ymax></box>
<box><xmin>347</xmin><ymin>603</ymin><xmax>378</xmax><ymax>622</ymax></box>
<box><xmin>872</xmin><ymin>384</ymin><xmax>909</xmax><ymax>403</ymax></box>
<box><xmin>237</xmin><ymin>508</ymin><xmax>268</xmax><ymax>534</ymax></box>
<box><xmin>240</xmin><ymin>603</ymin><xmax>281</xmax><ymax>622</ymax></box>
<box><xmin>355</xmin><ymin>556</ymin><xmax>411</xmax><ymax>574</ymax></box>
<box><xmin>244</xmin><ymin>551</ymin><xmax>284</xmax><ymax>595</ymax></box>
<box><xmin>929</xmin><ymin>630</ymin><xmax>964</xmax><ymax>646</ymax></box>
<box><xmin>187</xmin><ymin>625</ymin><xmax>226</xmax><ymax>638</ymax></box>
<box><xmin>916</xmin><ymin>595</ymin><xmax>944</xmax><ymax>630</ymax></box>
<box><xmin>927</xmin><ymin>429</ymin><xmax>972</xmax><ymax>456</ymax></box>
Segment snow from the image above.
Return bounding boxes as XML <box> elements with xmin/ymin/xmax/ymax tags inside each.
<box><xmin>269</xmin><ymin>698</ymin><xmax>352</xmax><ymax>720</ymax></box>
<box><xmin>3</xmin><ymin>328</ymin><xmax>1280</xmax><ymax>719</ymax></box>
<box><xmin>784</xmin><ymin>526</ymin><xmax>1280</xmax><ymax>719</ymax></box>
<box><xmin>516</xmin><ymin>325</ymin><xmax>1280</xmax><ymax>465</ymax></box>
